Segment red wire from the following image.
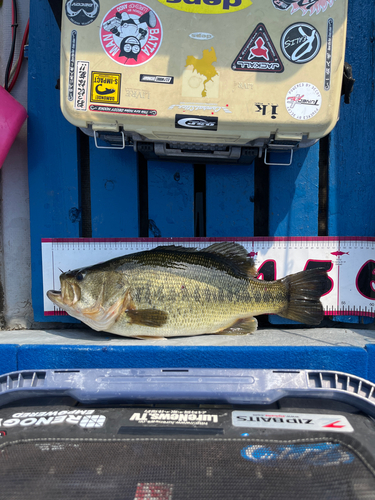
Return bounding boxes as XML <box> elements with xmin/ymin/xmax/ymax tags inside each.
<box><xmin>8</xmin><ymin>19</ymin><xmax>29</xmax><ymax>93</ymax></box>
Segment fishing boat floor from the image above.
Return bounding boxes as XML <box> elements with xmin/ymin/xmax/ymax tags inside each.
<box><xmin>0</xmin><ymin>326</ymin><xmax>374</xmax><ymax>347</ymax></box>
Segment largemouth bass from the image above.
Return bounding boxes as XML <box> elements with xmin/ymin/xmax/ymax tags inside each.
<box><xmin>47</xmin><ymin>243</ymin><xmax>328</xmax><ymax>339</ymax></box>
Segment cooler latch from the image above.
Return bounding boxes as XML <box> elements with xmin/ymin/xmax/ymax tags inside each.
<box><xmin>93</xmin><ymin>130</ymin><xmax>126</xmax><ymax>150</ymax></box>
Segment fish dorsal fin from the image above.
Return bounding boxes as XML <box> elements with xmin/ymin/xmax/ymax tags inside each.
<box><xmin>202</xmin><ymin>242</ymin><xmax>257</xmax><ymax>278</ymax></box>
<box><xmin>152</xmin><ymin>245</ymin><xmax>198</xmax><ymax>253</ymax></box>
<box><xmin>149</xmin><ymin>243</ymin><xmax>257</xmax><ymax>278</ymax></box>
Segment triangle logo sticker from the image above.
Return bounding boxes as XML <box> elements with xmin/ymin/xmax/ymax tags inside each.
<box><xmin>232</xmin><ymin>23</ymin><xmax>284</xmax><ymax>73</ymax></box>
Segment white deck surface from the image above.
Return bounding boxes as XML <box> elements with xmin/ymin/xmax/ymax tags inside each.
<box><xmin>0</xmin><ymin>327</ymin><xmax>374</xmax><ymax>347</ymax></box>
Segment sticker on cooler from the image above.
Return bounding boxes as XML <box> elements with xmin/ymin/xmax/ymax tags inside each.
<box><xmin>74</xmin><ymin>61</ymin><xmax>89</xmax><ymax>111</ymax></box>
<box><xmin>66</xmin><ymin>0</ymin><xmax>100</xmax><ymax>26</ymax></box>
<box><xmin>157</xmin><ymin>0</ymin><xmax>252</xmax><ymax>15</ymax></box>
<box><xmin>324</xmin><ymin>18</ymin><xmax>334</xmax><ymax>91</ymax></box>
<box><xmin>189</xmin><ymin>33</ymin><xmax>214</xmax><ymax>40</ymax></box>
<box><xmin>280</xmin><ymin>23</ymin><xmax>321</xmax><ymax>64</ymax></box>
<box><xmin>232</xmin><ymin>23</ymin><xmax>284</xmax><ymax>73</ymax></box>
<box><xmin>91</xmin><ymin>71</ymin><xmax>121</xmax><ymax>104</ymax></box>
<box><xmin>272</xmin><ymin>0</ymin><xmax>336</xmax><ymax>16</ymax></box>
<box><xmin>285</xmin><ymin>82</ymin><xmax>321</xmax><ymax>120</ymax></box>
<box><xmin>232</xmin><ymin>411</ymin><xmax>354</xmax><ymax>432</ymax></box>
<box><xmin>68</xmin><ymin>31</ymin><xmax>77</xmax><ymax>101</ymax></box>
<box><xmin>100</xmin><ymin>2</ymin><xmax>163</xmax><ymax>67</ymax></box>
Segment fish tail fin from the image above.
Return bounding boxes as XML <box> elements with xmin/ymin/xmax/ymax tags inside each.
<box><xmin>278</xmin><ymin>268</ymin><xmax>328</xmax><ymax>325</ymax></box>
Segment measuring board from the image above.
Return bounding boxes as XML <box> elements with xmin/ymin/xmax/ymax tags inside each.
<box><xmin>42</xmin><ymin>237</ymin><xmax>375</xmax><ymax>318</ymax></box>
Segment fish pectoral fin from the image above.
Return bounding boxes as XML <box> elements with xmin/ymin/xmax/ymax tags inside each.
<box><xmin>216</xmin><ymin>317</ymin><xmax>258</xmax><ymax>335</ymax></box>
<box><xmin>126</xmin><ymin>309</ymin><xmax>168</xmax><ymax>328</ymax></box>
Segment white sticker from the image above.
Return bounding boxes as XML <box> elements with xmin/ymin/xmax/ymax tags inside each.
<box><xmin>232</xmin><ymin>411</ymin><xmax>354</xmax><ymax>433</ymax></box>
<box><xmin>189</xmin><ymin>33</ymin><xmax>214</xmax><ymax>41</ymax></box>
<box><xmin>0</xmin><ymin>409</ymin><xmax>106</xmax><ymax>429</ymax></box>
<box><xmin>168</xmin><ymin>103</ymin><xmax>231</xmax><ymax>114</ymax></box>
<box><xmin>74</xmin><ymin>60</ymin><xmax>89</xmax><ymax>111</ymax></box>
<box><xmin>285</xmin><ymin>82</ymin><xmax>321</xmax><ymax>120</ymax></box>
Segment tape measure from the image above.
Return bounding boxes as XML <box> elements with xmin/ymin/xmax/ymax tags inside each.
<box><xmin>42</xmin><ymin>237</ymin><xmax>375</xmax><ymax>318</ymax></box>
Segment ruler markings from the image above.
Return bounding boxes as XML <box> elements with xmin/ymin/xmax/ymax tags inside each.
<box><xmin>41</xmin><ymin>238</ymin><xmax>375</xmax><ymax>319</ymax></box>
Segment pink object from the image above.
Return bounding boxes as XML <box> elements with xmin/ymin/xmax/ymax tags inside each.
<box><xmin>0</xmin><ymin>85</ymin><xmax>28</xmax><ymax>168</ymax></box>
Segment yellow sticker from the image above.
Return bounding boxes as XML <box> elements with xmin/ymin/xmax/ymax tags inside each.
<box><xmin>157</xmin><ymin>0</ymin><xmax>252</xmax><ymax>14</ymax></box>
<box><xmin>185</xmin><ymin>47</ymin><xmax>218</xmax><ymax>97</ymax></box>
<box><xmin>90</xmin><ymin>72</ymin><xmax>121</xmax><ymax>104</ymax></box>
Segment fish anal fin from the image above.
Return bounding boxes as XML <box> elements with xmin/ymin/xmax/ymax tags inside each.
<box><xmin>216</xmin><ymin>317</ymin><xmax>258</xmax><ymax>336</ymax></box>
<box><xmin>126</xmin><ymin>309</ymin><xmax>168</xmax><ymax>328</ymax></box>
<box><xmin>134</xmin><ymin>335</ymin><xmax>166</xmax><ymax>340</ymax></box>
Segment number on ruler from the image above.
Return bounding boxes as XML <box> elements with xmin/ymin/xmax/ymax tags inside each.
<box><xmin>257</xmin><ymin>260</ymin><xmax>276</xmax><ymax>281</ymax></box>
<box><xmin>357</xmin><ymin>260</ymin><xmax>375</xmax><ymax>300</ymax></box>
<box><xmin>304</xmin><ymin>260</ymin><xmax>333</xmax><ymax>296</ymax></box>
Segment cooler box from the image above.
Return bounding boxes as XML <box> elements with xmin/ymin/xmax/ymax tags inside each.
<box><xmin>1</xmin><ymin>368</ymin><xmax>375</xmax><ymax>498</ymax></box>
<box><xmin>60</xmin><ymin>0</ymin><xmax>348</xmax><ymax>162</ymax></box>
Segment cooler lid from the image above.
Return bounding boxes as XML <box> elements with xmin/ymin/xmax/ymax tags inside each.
<box><xmin>60</xmin><ymin>0</ymin><xmax>348</xmax><ymax>146</ymax></box>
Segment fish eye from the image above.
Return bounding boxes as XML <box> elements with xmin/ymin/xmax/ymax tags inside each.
<box><xmin>75</xmin><ymin>271</ymin><xmax>85</xmax><ymax>281</ymax></box>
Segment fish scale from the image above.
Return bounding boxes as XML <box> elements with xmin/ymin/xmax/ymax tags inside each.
<box><xmin>47</xmin><ymin>243</ymin><xmax>328</xmax><ymax>338</ymax></box>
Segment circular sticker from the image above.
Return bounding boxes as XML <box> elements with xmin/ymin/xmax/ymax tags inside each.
<box><xmin>100</xmin><ymin>2</ymin><xmax>163</xmax><ymax>67</ymax></box>
<box><xmin>281</xmin><ymin>23</ymin><xmax>321</xmax><ymax>64</ymax></box>
<box><xmin>65</xmin><ymin>0</ymin><xmax>100</xmax><ymax>26</ymax></box>
<box><xmin>285</xmin><ymin>82</ymin><xmax>321</xmax><ymax>120</ymax></box>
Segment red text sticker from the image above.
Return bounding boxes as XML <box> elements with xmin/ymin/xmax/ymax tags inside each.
<box><xmin>134</xmin><ymin>483</ymin><xmax>173</xmax><ymax>500</ymax></box>
<box><xmin>100</xmin><ymin>2</ymin><xmax>163</xmax><ymax>67</ymax></box>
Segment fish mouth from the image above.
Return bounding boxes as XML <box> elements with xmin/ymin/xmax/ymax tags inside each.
<box><xmin>47</xmin><ymin>281</ymin><xmax>81</xmax><ymax>307</ymax></box>
<box><xmin>46</xmin><ymin>289</ymin><xmax>62</xmax><ymax>306</ymax></box>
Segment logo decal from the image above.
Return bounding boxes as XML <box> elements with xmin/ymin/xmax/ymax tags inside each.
<box><xmin>91</xmin><ymin>71</ymin><xmax>121</xmax><ymax>103</ymax></box>
<box><xmin>100</xmin><ymin>2</ymin><xmax>163</xmax><ymax>67</ymax></box>
<box><xmin>140</xmin><ymin>74</ymin><xmax>174</xmax><ymax>84</ymax></box>
<box><xmin>74</xmin><ymin>61</ymin><xmax>89</xmax><ymax>111</ymax></box>
<box><xmin>175</xmin><ymin>114</ymin><xmax>218</xmax><ymax>131</ymax></box>
<box><xmin>189</xmin><ymin>32</ymin><xmax>214</xmax><ymax>40</ymax></box>
<box><xmin>232</xmin><ymin>24</ymin><xmax>284</xmax><ymax>73</ymax></box>
<box><xmin>68</xmin><ymin>31</ymin><xmax>77</xmax><ymax>101</ymax></box>
<box><xmin>0</xmin><ymin>410</ymin><xmax>106</xmax><ymax>429</ymax></box>
<box><xmin>65</xmin><ymin>0</ymin><xmax>100</xmax><ymax>25</ymax></box>
<box><xmin>169</xmin><ymin>103</ymin><xmax>231</xmax><ymax>114</ymax></box>
<box><xmin>241</xmin><ymin>443</ymin><xmax>354</xmax><ymax>466</ymax></box>
<box><xmin>185</xmin><ymin>47</ymin><xmax>218</xmax><ymax>97</ymax></box>
<box><xmin>281</xmin><ymin>23</ymin><xmax>321</xmax><ymax>64</ymax></box>
<box><xmin>324</xmin><ymin>18</ymin><xmax>333</xmax><ymax>90</ymax></box>
<box><xmin>285</xmin><ymin>82</ymin><xmax>321</xmax><ymax>120</ymax></box>
<box><xmin>255</xmin><ymin>103</ymin><xmax>279</xmax><ymax>119</ymax></box>
<box><xmin>89</xmin><ymin>104</ymin><xmax>156</xmax><ymax>115</ymax></box>
<box><xmin>272</xmin><ymin>0</ymin><xmax>336</xmax><ymax>16</ymax></box>
<box><xmin>232</xmin><ymin>411</ymin><xmax>354</xmax><ymax>432</ymax></box>
<box><xmin>157</xmin><ymin>0</ymin><xmax>252</xmax><ymax>15</ymax></box>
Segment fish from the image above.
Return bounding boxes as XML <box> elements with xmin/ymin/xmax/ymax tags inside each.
<box><xmin>47</xmin><ymin>242</ymin><xmax>328</xmax><ymax>339</ymax></box>
<box><xmin>331</xmin><ymin>251</ymin><xmax>349</xmax><ymax>257</ymax></box>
